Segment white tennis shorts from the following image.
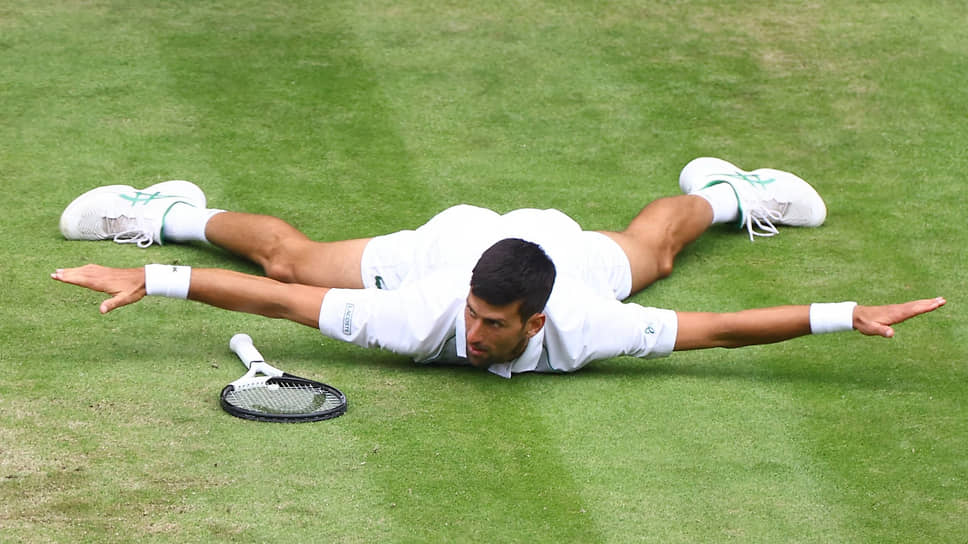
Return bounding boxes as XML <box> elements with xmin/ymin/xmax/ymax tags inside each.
<box><xmin>360</xmin><ymin>205</ymin><xmax>632</xmax><ymax>300</ymax></box>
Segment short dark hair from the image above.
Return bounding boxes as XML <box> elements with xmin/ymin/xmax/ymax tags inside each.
<box><xmin>470</xmin><ymin>238</ymin><xmax>556</xmax><ymax>322</ymax></box>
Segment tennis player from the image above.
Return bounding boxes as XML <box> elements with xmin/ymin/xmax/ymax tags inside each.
<box><xmin>52</xmin><ymin>157</ymin><xmax>946</xmax><ymax>377</ymax></box>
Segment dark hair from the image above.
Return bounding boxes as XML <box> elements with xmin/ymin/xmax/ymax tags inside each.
<box><xmin>470</xmin><ymin>238</ymin><xmax>556</xmax><ymax>322</ymax></box>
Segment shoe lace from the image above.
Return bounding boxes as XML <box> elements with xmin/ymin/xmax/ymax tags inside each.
<box><xmin>113</xmin><ymin>229</ymin><xmax>155</xmax><ymax>248</ymax></box>
<box><xmin>743</xmin><ymin>203</ymin><xmax>781</xmax><ymax>241</ymax></box>
<box><xmin>104</xmin><ymin>216</ymin><xmax>155</xmax><ymax>248</ymax></box>
<box><xmin>733</xmin><ymin>172</ymin><xmax>785</xmax><ymax>241</ymax></box>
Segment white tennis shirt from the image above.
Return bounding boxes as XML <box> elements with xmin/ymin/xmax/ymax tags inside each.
<box><xmin>318</xmin><ymin>271</ymin><xmax>678</xmax><ymax>378</ymax></box>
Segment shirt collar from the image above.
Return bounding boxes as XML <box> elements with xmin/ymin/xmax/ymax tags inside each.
<box><xmin>488</xmin><ymin>328</ymin><xmax>545</xmax><ymax>378</ymax></box>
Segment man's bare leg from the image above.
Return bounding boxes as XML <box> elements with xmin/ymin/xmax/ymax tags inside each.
<box><xmin>599</xmin><ymin>195</ymin><xmax>714</xmax><ymax>296</ymax></box>
<box><xmin>204</xmin><ymin>212</ymin><xmax>369</xmax><ymax>289</ymax></box>
<box><xmin>598</xmin><ymin>155</ymin><xmax>830</xmax><ymax>296</ymax></box>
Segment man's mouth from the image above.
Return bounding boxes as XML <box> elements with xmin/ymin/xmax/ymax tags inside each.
<box><xmin>468</xmin><ymin>344</ymin><xmax>487</xmax><ymax>357</ymax></box>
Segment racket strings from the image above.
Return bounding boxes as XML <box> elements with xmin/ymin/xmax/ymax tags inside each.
<box><xmin>224</xmin><ymin>382</ymin><xmax>341</xmax><ymax>415</ymax></box>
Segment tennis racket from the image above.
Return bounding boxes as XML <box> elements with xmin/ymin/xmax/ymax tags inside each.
<box><xmin>220</xmin><ymin>333</ymin><xmax>346</xmax><ymax>422</ymax></box>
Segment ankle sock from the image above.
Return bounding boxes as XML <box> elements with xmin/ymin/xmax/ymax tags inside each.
<box><xmin>693</xmin><ymin>182</ymin><xmax>740</xmax><ymax>225</ymax></box>
<box><xmin>161</xmin><ymin>203</ymin><xmax>224</xmax><ymax>243</ymax></box>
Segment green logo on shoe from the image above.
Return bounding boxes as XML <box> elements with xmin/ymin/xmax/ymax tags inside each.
<box><xmin>120</xmin><ymin>191</ymin><xmax>184</xmax><ymax>207</ymax></box>
<box><xmin>726</xmin><ymin>172</ymin><xmax>776</xmax><ymax>187</ymax></box>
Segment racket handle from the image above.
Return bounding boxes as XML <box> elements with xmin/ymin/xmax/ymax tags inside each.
<box><xmin>230</xmin><ymin>333</ymin><xmax>265</xmax><ymax>369</ymax></box>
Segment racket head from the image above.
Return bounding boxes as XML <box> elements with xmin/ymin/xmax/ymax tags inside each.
<box><xmin>220</xmin><ymin>374</ymin><xmax>347</xmax><ymax>423</ymax></box>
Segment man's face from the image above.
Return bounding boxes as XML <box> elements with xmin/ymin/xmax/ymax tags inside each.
<box><xmin>464</xmin><ymin>293</ymin><xmax>545</xmax><ymax>368</ymax></box>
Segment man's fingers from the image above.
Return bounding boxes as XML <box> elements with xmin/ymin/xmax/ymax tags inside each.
<box><xmin>895</xmin><ymin>297</ymin><xmax>946</xmax><ymax>324</ymax></box>
<box><xmin>922</xmin><ymin>296</ymin><xmax>947</xmax><ymax>313</ymax></box>
<box><xmin>855</xmin><ymin>297</ymin><xmax>946</xmax><ymax>337</ymax></box>
<box><xmin>51</xmin><ymin>268</ymin><xmax>72</xmax><ymax>283</ymax></box>
<box><xmin>856</xmin><ymin>318</ymin><xmax>894</xmax><ymax>338</ymax></box>
<box><xmin>51</xmin><ymin>264</ymin><xmax>108</xmax><ymax>290</ymax></box>
<box><xmin>100</xmin><ymin>291</ymin><xmax>141</xmax><ymax>314</ymax></box>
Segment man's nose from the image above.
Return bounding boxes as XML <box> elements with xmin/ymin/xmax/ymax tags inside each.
<box><xmin>466</xmin><ymin>319</ymin><xmax>482</xmax><ymax>343</ymax></box>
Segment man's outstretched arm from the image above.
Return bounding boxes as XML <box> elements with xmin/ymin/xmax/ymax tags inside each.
<box><xmin>51</xmin><ymin>264</ymin><xmax>329</xmax><ymax>328</ymax></box>
<box><xmin>673</xmin><ymin>298</ymin><xmax>947</xmax><ymax>351</ymax></box>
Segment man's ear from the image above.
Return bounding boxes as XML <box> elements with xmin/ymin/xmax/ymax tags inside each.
<box><xmin>525</xmin><ymin>312</ymin><xmax>546</xmax><ymax>338</ymax></box>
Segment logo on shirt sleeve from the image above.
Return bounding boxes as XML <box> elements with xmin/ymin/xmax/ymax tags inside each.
<box><xmin>342</xmin><ymin>303</ymin><xmax>355</xmax><ymax>336</ymax></box>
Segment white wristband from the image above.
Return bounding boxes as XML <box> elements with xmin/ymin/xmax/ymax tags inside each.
<box><xmin>809</xmin><ymin>302</ymin><xmax>857</xmax><ymax>334</ymax></box>
<box><xmin>144</xmin><ymin>264</ymin><xmax>192</xmax><ymax>299</ymax></box>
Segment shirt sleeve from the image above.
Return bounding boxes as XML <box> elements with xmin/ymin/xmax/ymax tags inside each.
<box><xmin>541</xmin><ymin>277</ymin><xmax>678</xmax><ymax>372</ymax></box>
<box><xmin>317</xmin><ymin>272</ymin><xmax>468</xmax><ymax>361</ymax></box>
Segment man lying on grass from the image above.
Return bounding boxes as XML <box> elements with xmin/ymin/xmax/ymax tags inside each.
<box><xmin>52</xmin><ymin>157</ymin><xmax>945</xmax><ymax>377</ymax></box>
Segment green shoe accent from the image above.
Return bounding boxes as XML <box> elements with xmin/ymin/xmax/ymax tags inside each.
<box><xmin>119</xmin><ymin>190</ymin><xmax>191</xmax><ymax>208</ymax></box>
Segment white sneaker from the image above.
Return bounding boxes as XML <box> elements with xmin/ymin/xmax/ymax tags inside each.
<box><xmin>679</xmin><ymin>157</ymin><xmax>826</xmax><ymax>240</ymax></box>
<box><xmin>59</xmin><ymin>180</ymin><xmax>206</xmax><ymax>247</ymax></box>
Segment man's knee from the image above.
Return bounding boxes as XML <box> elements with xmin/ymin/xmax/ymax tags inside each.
<box><xmin>612</xmin><ymin>231</ymin><xmax>675</xmax><ymax>281</ymax></box>
<box><xmin>262</xmin><ymin>238</ymin><xmax>306</xmax><ymax>283</ymax></box>
<box><xmin>654</xmin><ymin>254</ymin><xmax>675</xmax><ymax>280</ymax></box>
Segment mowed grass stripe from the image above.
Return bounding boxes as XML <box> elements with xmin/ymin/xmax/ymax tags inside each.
<box><xmin>539</xmin><ymin>358</ymin><xmax>849</xmax><ymax>542</ymax></box>
<box><xmin>322</xmin><ymin>364</ymin><xmax>610</xmax><ymax>541</ymax></box>
<box><xmin>1</xmin><ymin>16</ymin><xmax>223</xmax><ymax>542</ymax></box>
<box><xmin>0</xmin><ymin>1</ymin><xmax>220</xmax><ymax>197</ymax></box>
<box><xmin>148</xmin><ymin>3</ymin><xmax>444</xmax><ymax>540</ymax></box>
<box><xmin>151</xmin><ymin>0</ymin><xmax>442</xmax><ymax>240</ymax></box>
<box><xmin>343</xmin><ymin>0</ymin><xmax>733</xmax><ymax>218</ymax></box>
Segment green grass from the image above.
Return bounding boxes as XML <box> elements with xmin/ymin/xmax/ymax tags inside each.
<box><xmin>2</xmin><ymin>0</ymin><xmax>966</xmax><ymax>542</ymax></box>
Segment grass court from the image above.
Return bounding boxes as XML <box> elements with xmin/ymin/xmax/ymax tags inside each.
<box><xmin>1</xmin><ymin>1</ymin><xmax>965</xmax><ymax>542</ymax></box>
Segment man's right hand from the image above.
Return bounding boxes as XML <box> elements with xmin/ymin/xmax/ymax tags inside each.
<box><xmin>52</xmin><ymin>264</ymin><xmax>146</xmax><ymax>314</ymax></box>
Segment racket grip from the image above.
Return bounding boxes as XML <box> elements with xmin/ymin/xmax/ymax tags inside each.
<box><xmin>230</xmin><ymin>333</ymin><xmax>265</xmax><ymax>368</ymax></box>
